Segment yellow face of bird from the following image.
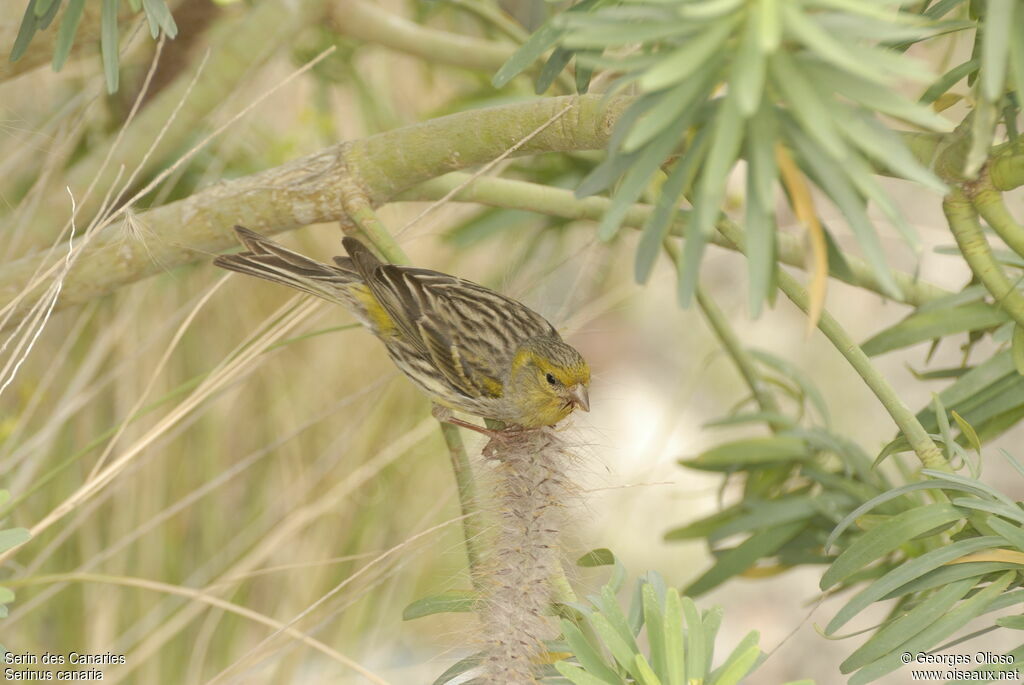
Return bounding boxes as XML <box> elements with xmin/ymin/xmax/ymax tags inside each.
<box><xmin>508</xmin><ymin>338</ymin><xmax>590</xmax><ymax>428</ymax></box>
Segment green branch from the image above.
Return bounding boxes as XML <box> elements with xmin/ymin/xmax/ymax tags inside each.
<box><xmin>403</xmin><ymin>173</ymin><xmax>953</xmax><ymax>307</ymax></box>
<box><xmin>332</xmin><ymin>0</ymin><xmax>516</xmax><ymax>73</ymax></box>
<box><xmin>969</xmin><ymin>171</ymin><xmax>1024</xmax><ymax>259</ymax></box>
<box><xmin>0</xmin><ymin>95</ymin><xmax>627</xmax><ymax>328</ymax></box>
<box><xmin>945</xmin><ymin>186</ymin><xmax>1024</xmax><ymax>329</ymax></box>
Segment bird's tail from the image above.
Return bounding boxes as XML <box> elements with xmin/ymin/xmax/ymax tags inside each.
<box><xmin>214</xmin><ymin>226</ymin><xmax>364</xmax><ymax>307</ymax></box>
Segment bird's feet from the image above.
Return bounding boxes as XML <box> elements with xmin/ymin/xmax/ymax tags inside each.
<box><xmin>430</xmin><ymin>405</ymin><xmax>533</xmax><ymax>458</ymax></box>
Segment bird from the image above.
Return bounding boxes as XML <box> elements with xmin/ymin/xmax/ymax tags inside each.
<box><xmin>214</xmin><ymin>226</ymin><xmax>590</xmax><ymax>436</ymax></box>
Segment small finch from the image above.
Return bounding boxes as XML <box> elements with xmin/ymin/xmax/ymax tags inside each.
<box><xmin>214</xmin><ymin>227</ymin><xmax>590</xmax><ymax>434</ymax></box>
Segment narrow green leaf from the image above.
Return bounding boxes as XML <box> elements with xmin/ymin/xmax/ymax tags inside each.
<box><xmin>749</xmin><ymin>349</ymin><xmax>828</xmax><ymax>423</ymax></box>
<box><xmin>966</xmin><ymin>94</ymin><xmax>997</xmax><ymax>178</ymax></box>
<box><xmin>707</xmin><ymin>643</ymin><xmax>760</xmax><ymax>685</ymax></box>
<box><xmin>432</xmin><ymin>654</ymin><xmax>482</xmax><ymax>685</ymax></box>
<box><xmin>745</xmin><ymin>101</ymin><xmax>777</xmax><ymax>205</ymax></box>
<box><xmin>770</xmin><ymin>53</ymin><xmax>848</xmax><ymax>160</ymax></box>
<box><xmin>832</xmin><ymin>111</ymin><xmax>946</xmax><ymax>193</ymax></box>
<box><xmin>988</xmin><ymin>516</ymin><xmax>1024</xmax><ymax>552</ymax></box>
<box><xmin>143</xmin><ymin>0</ymin><xmax>174</xmax><ymax>37</ymax></box>
<box><xmin>589</xmin><ymin>613</ymin><xmax>642</xmax><ymax>680</ymax></box>
<box><xmin>919</xmin><ymin>349</ymin><xmax>1015</xmax><ymax>420</ymax></box>
<box><xmin>950</xmin><ymin>410</ymin><xmax>981</xmax><ymax>451</ymax></box>
<box><xmin>707</xmin><ymin>631</ymin><xmax>760</xmax><ymax>685</ymax></box>
<box><xmin>0</xmin><ymin>587</ymin><xmax>14</xmax><ymax>605</ymax></box>
<box><xmin>0</xmin><ymin>528</ymin><xmax>30</xmax><ymax>553</ymax></box>
<box><xmin>823</xmin><ymin>481</ymin><xmax>974</xmax><ymax>548</ymax></box>
<box><xmin>825</xmin><ymin>536</ymin><xmax>1003</xmax><ymax>634</ymax></box>
<box><xmin>700</xmin><ymin>608</ymin><xmax>722</xmax><ymax>673</ymax></box>
<box><xmin>664</xmin><ymin>589</ymin><xmax>685</xmax><ymax>685</ymax></box>
<box><xmin>561</xmin><ymin>21</ymin><xmax>697</xmax><ymax>49</ymax></box>
<box><xmin>635</xmin><ymin>126</ymin><xmax>709</xmax><ymax>283</ymax></box>
<box><xmin>577</xmin><ymin>150</ymin><xmax>641</xmax><ymax>199</ymax></box>
<box><xmin>708</xmin><ymin>495</ymin><xmax>822</xmax><ymax>542</ymax></box>
<box><xmin>820</xmin><ymin>502</ymin><xmax>965</xmax><ymax>590</ymax></box>
<box><xmin>639</xmin><ymin>19</ymin><xmax>735</xmax><ymax>91</ymax></box>
<box><xmin>677</xmin><ymin>0</ymin><xmax>743</xmax><ymax>20</ymax></box>
<box><xmin>678</xmin><ymin>96</ymin><xmax>743</xmax><ymax>305</ymax></box>
<box><xmin>848</xmin><ymin>572</ymin><xmax>1014</xmax><ymax>685</ymax></box>
<box><xmin>664</xmin><ymin>503</ymin><xmax>744</xmax><ymax>541</ymax></box>
<box><xmin>782</xmin><ymin>4</ymin><xmax>887</xmax><ymax>84</ymax></box>
<box><xmin>759</xmin><ymin>0</ymin><xmax>780</xmax><ymax>50</ymax></box>
<box><xmin>840</xmin><ymin>576</ymin><xmax>977</xmax><ymax>673</ymax></box>
<box><xmin>642</xmin><ymin>583</ymin><xmax>667</xmax><ymax>677</ymax></box>
<box><xmin>492</xmin><ymin>20</ymin><xmax>564</xmax><ymax>88</ymax></box>
<box><xmin>635</xmin><ymin>155</ymin><xmax>688</xmax><ymax>284</ymax></box>
<box><xmin>745</xmin><ymin>153</ymin><xmax>774</xmax><ymax>317</ymax></box>
<box><xmin>923</xmin><ymin>0</ymin><xmax>969</xmax><ymax>20</ymax></box>
<box><xmin>556</xmin><ymin>661</ymin><xmax>616</xmax><ymax>685</ymax></box>
<box><xmin>919</xmin><ymin>59</ymin><xmax>979</xmax><ymax>105</ymax></box>
<box><xmin>784</xmin><ymin>123</ymin><xmax>902</xmax><ymax>299</ymax></box>
<box><xmin>578</xmin><ymin>549</ymin><xmax>616</xmax><ymax>567</ymax></box>
<box><xmin>560</xmin><ymin>619</ymin><xmax>620</xmax><ymax>684</ymax></box>
<box><xmin>1013</xmin><ymin>325</ymin><xmax>1024</xmax><ymax>376</ymax></box>
<box><xmin>881</xmin><ymin>561</ymin><xmax>1017</xmax><ymax>600</ymax></box>
<box><xmin>101</xmin><ymin>0</ymin><xmax>120</xmax><ymax>94</ymax></box>
<box><xmin>402</xmin><ymin>590</ymin><xmax>476</xmax><ymax>620</ymax></box>
<box><xmin>803</xmin><ymin>61</ymin><xmax>952</xmax><ymax>131</ymax></box>
<box><xmin>36</xmin><ymin>0</ymin><xmax>62</xmax><ymax>29</ymax></box>
<box><xmin>682</xmin><ymin>598</ymin><xmax>705</xmax><ymax>681</ymax></box>
<box><xmin>1010</xmin><ymin>14</ymin><xmax>1024</xmax><ymax>108</ymax></box>
<box><xmin>599</xmin><ymin>115</ymin><xmax>688</xmax><ymax>241</ymax></box>
<box><xmin>537</xmin><ymin>47</ymin><xmax>574</xmax><ymax>95</ymax></box>
<box><xmin>35</xmin><ymin>0</ymin><xmax>60</xmax><ymax>18</ymax></box>
<box><xmin>599</xmin><ymin>584</ymin><xmax>641</xmax><ymax>650</ymax></box>
<box><xmin>10</xmin><ymin>0</ymin><xmax>40</xmax><ymax>63</ymax></box>
<box><xmin>934</xmin><ymin>394</ymin><xmax>953</xmax><ymax>460</ymax></box>
<box><xmin>682</xmin><ymin>436</ymin><xmax>808</xmax><ymax>471</ymax></box>
<box><xmin>635</xmin><ymin>654</ymin><xmax>663</xmax><ymax>685</ymax></box>
<box><xmin>575</xmin><ymin>52</ymin><xmax>594</xmax><ymax>93</ymax></box>
<box><xmin>685</xmin><ymin>521</ymin><xmax>806</xmax><ymax>596</ymax></box>
<box><xmin>980</xmin><ymin>0</ymin><xmax>1014</xmax><ymax>102</ymax></box>
<box><xmin>52</xmin><ymin>0</ymin><xmax>86</xmax><ymax>71</ymax></box>
<box><xmin>731</xmin><ymin>8</ymin><xmax>766</xmax><ymax>117</ymax></box>
<box><xmin>624</xmin><ymin>69</ymin><xmax>716</xmax><ymax>153</ymax></box>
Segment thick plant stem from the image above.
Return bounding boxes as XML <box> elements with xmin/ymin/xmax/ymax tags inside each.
<box><xmin>945</xmin><ymin>187</ymin><xmax>1024</xmax><ymax>330</ymax></box>
<box><xmin>0</xmin><ymin>95</ymin><xmax>628</xmax><ymax>327</ymax></box>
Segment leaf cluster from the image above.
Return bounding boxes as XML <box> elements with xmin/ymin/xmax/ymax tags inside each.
<box><xmin>10</xmin><ymin>0</ymin><xmax>178</xmax><ymax>93</ymax></box>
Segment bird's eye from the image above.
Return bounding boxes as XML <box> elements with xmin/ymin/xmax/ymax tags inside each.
<box><xmin>545</xmin><ymin>373</ymin><xmax>558</xmax><ymax>386</ymax></box>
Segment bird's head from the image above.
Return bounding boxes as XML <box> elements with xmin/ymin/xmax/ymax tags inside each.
<box><xmin>507</xmin><ymin>337</ymin><xmax>590</xmax><ymax>427</ymax></box>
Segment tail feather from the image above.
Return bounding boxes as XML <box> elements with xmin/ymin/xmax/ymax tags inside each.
<box><xmin>214</xmin><ymin>226</ymin><xmax>361</xmax><ymax>305</ymax></box>
<box><xmin>341</xmin><ymin>236</ymin><xmax>385</xmax><ymax>282</ymax></box>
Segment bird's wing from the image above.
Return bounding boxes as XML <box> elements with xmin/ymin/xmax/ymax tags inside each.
<box><xmin>358</xmin><ymin>262</ymin><xmax>557</xmax><ymax>398</ymax></box>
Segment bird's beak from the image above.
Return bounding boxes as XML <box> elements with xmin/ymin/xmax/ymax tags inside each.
<box><xmin>569</xmin><ymin>384</ymin><xmax>590</xmax><ymax>412</ymax></box>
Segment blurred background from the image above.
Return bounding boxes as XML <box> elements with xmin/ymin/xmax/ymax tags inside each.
<box><xmin>1</xmin><ymin>1</ymin><xmax>1023</xmax><ymax>683</ymax></box>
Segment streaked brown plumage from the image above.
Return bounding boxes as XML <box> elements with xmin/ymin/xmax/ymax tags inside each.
<box><xmin>214</xmin><ymin>227</ymin><xmax>590</xmax><ymax>428</ymax></box>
